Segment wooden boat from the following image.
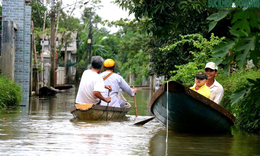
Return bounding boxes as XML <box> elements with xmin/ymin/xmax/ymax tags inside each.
<box><xmin>55</xmin><ymin>84</ymin><xmax>73</xmax><ymax>90</ymax></box>
<box><xmin>70</xmin><ymin>94</ymin><xmax>131</xmax><ymax>121</ymax></box>
<box><xmin>39</xmin><ymin>86</ymin><xmax>58</xmax><ymax>96</ymax></box>
<box><xmin>149</xmin><ymin>81</ymin><xmax>236</xmax><ymax>134</ymax></box>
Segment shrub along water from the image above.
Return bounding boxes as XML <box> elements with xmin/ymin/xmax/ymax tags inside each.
<box><xmin>217</xmin><ymin>68</ymin><xmax>260</xmax><ymax>134</ymax></box>
<box><xmin>0</xmin><ymin>75</ymin><xmax>22</xmax><ymax>108</ymax></box>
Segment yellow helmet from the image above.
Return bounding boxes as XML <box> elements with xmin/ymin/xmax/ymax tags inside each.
<box><xmin>104</xmin><ymin>59</ymin><xmax>115</xmax><ymax>67</ymax></box>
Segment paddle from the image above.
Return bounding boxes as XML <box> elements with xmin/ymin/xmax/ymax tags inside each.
<box><xmin>134</xmin><ymin>116</ymin><xmax>156</xmax><ymax>126</ymax></box>
<box><xmin>106</xmin><ymin>91</ymin><xmax>110</xmax><ymax>121</ymax></box>
<box><xmin>133</xmin><ymin>86</ymin><xmax>138</xmax><ymax>117</ymax></box>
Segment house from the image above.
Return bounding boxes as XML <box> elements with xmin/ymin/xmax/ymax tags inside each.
<box><xmin>38</xmin><ymin>31</ymin><xmax>78</xmax><ymax>86</ymax></box>
<box><xmin>57</xmin><ymin>31</ymin><xmax>78</xmax><ymax>83</ymax></box>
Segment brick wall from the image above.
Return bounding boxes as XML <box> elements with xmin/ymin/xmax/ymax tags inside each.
<box><xmin>2</xmin><ymin>0</ymin><xmax>31</xmax><ymax>106</ymax></box>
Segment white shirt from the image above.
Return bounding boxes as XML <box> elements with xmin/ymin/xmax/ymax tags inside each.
<box><xmin>208</xmin><ymin>79</ymin><xmax>224</xmax><ymax>104</ymax></box>
<box><xmin>75</xmin><ymin>70</ymin><xmax>105</xmax><ymax>104</ymax></box>
<box><xmin>100</xmin><ymin>71</ymin><xmax>135</xmax><ymax>107</ymax></box>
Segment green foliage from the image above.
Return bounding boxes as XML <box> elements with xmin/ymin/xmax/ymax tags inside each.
<box><xmin>164</xmin><ymin>33</ymin><xmax>224</xmax><ymax>86</ymax></box>
<box><xmin>29</xmin><ymin>0</ymin><xmax>49</xmax><ymax>28</ymax></box>
<box><xmin>207</xmin><ymin>10</ymin><xmax>230</xmax><ymax>32</ymax></box>
<box><xmin>208</xmin><ymin>8</ymin><xmax>260</xmax><ymax>70</ymax></box>
<box><xmin>148</xmin><ymin>35</ymin><xmax>196</xmax><ymax>77</ymax></box>
<box><xmin>218</xmin><ymin>69</ymin><xmax>260</xmax><ymax>133</ymax></box>
<box><xmin>77</xmin><ymin>20</ymin><xmax>109</xmax><ymax>57</ymax></box>
<box><xmin>121</xmin><ymin>50</ymin><xmax>149</xmax><ymax>85</ymax></box>
<box><xmin>207</xmin><ymin>8</ymin><xmax>260</xmax><ymax>133</ymax></box>
<box><xmin>114</xmin><ymin>0</ymin><xmax>234</xmax><ymax>81</ymax></box>
<box><xmin>0</xmin><ymin>75</ymin><xmax>22</xmax><ymax>109</ymax></box>
<box><xmin>113</xmin><ymin>25</ymin><xmax>151</xmax><ymax>85</ymax></box>
<box><xmin>115</xmin><ymin>0</ymin><xmax>211</xmax><ymax>38</ymax></box>
<box><xmin>113</xmin><ymin>0</ymin><xmax>227</xmax><ymax>77</ymax></box>
<box><xmin>76</xmin><ymin>19</ymin><xmax>111</xmax><ymax>78</ymax></box>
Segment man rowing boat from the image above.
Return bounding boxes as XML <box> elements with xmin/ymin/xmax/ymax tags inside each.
<box><xmin>75</xmin><ymin>56</ymin><xmax>112</xmax><ymax>105</ymax></box>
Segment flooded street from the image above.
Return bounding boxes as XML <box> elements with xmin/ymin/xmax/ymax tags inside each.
<box><xmin>1</xmin><ymin>86</ymin><xmax>260</xmax><ymax>156</ymax></box>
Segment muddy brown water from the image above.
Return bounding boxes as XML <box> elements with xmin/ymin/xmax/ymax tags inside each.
<box><xmin>0</xmin><ymin>86</ymin><xmax>260</xmax><ymax>156</ymax></box>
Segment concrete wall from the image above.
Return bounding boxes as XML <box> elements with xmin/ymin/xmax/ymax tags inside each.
<box><xmin>1</xmin><ymin>21</ymin><xmax>17</xmax><ymax>80</ymax></box>
<box><xmin>57</xmin><ymin>67</ymin><xmax>65</xmax><ymax>85</ymax></box>
<box><xmin>1</xmin><ymin>0</ymin><xmax>32</xmax><ymax>106</ymax></box>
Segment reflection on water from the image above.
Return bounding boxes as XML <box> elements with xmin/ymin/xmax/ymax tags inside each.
<box><xmin>123</xmin><ymin>88</ymin><xmax>154</xmax><ymax>116</ymax></box>
<box><xmin>0</xmin><ymin>86</ymin><xmax>260</xmax><ymax>156</ymax></box>
<box><xmin>150</xmin><ymin>130</ymin><xmax>234</xmax><ymax>156</ymax></box>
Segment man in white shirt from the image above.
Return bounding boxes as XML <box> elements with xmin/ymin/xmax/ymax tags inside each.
<box><xmin>76</xmin><ymin>56</ymin><xmax>112</xmax><ymax>104</ymax></box>
<box><xmin>100</xmin><ymin>59</ymin><xmax>137</xmax><ymax>107</ymax></box>
<box><xmin>204</xmin><ymin>62</ymin><xmax>224</xmax><ymax>104</ymax></box>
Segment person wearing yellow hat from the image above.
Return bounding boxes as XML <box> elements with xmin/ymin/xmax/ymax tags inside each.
<box><xmin>76</xmin><ymin>56</ymin><xmax>112</xmax><ymax>105</ymax></box>
<box><xmin>100</xmin><ymin>59</ymin><xmax>137</xmax><ymax>107</ymax></box>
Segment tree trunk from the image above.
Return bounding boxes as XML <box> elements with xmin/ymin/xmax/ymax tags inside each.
<box><xmin>64</xmin><ymin>42</ymin><xmax>68</xmax><ymax>83</ymax></box>
<box><xmin>31</xmin><ymin>21</ymin><xmax>39</xmax><ymax>95</ymax></box>
<box><xmin>50</xmin><ymin>0</ymin><xmax>56</xmax><ymax>87</ymax></box>
<box><xmin>56</xmin><ymin>0</ymin><xmax>62</xmax><ymax>36</ymax></box>
<box><xmin>41</xmin><ymin>11</ymin><xmax>47</xmax><ymax>86</ymax></box>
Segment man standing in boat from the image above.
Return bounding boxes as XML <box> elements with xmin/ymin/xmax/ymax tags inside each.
<box><xmin>100</xmin><ymin>59</ymin><xmax>137</xmax><ymax>107</ymax></box>
<box><xmin>204</xmin><ymin>62</ymin><xmax>224</xmax><ymax>104</ymax></box>
<box><xmin>76</xmin><ymin>56</ymin><xmax>112</xmax><ymax>105</ymax></box>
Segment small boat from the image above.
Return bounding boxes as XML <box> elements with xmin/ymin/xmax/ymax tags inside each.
<box><xmin>55</xmin><ymin>84</ymin><xmax>73</xmax><ymax>90</ymax></box>
<box><xmin>149</xmin><ymin>81</ymin><xmax>236</xmax><ymax>134</ymax></box>
<box><xmin>39</xmin><ymin>86</ymin><xmax>58</xmax><ymax>96</ymax></box>
<box><xmin>70</xmin><ymin>94</ymin><xmax>131</xmax><ymax>121</ymax></box>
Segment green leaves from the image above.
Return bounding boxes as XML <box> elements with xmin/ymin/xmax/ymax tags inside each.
<box><xmin>235</xmin><ymin>36</ymin><xmax>255</xmax><ymax>67</ymax></box>
<box><xmin>231</xmin><ymin>11</ymin><xmax>251</xmax><ymax>34</ymax></box>
<box><xmin>208</xmin><ymin>21</ymin><xmax>218</xmax><ymax>33</ymax></box>
<box><xmin>208</xmin><ymin>8</ymin><xmax>260</xmax><ymax>69</ymax></box>
<box><xmin>0</xmin><ymin>75</ymin><xmax>22</xmax><ymax>108</ymax></box>
<box><xmin>212</xmin><ymin>39</ymin><xmax>235</xmax><ymax>58</ymax></box>
<box><xmin>227</xmin><ymin>75</ymin><xmax>260</xmax><ymax>133</ymax></box>
<box><xmin>167</xmin><ymin>33</ymin><xmax>224</xmax><ymax>84</ymax></box>
<box><xmin>230</xmin><ymin>89</ymin><xmax>247</xmax><ymax>105</ymax></box>
<box><xmin>207</xmin><ymin>10</ymin><xmax>230</xmax><ymax>32</ymax></box>
<box><xmin>208</xmin><ymin>8</ymin><xmax>260</xmax><ymax>133</ymax></box>
<box><xmin>231</xmin><ymin>10</ymin><xmax>259</xmax><ymax>32</ymax></box>
<box><xmin>116</xmin><ymin>0</ymin><xmax>210</xmax><ymax>38</ymax></box>
<box><xmin>207</xmin><ymin>10</ymin><xmax>230</xmax><ymax>21</ymax></box>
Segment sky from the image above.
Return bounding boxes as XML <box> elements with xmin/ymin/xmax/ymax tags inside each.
<box><xmin>62</xmin><ymin>0</ymin><xmax>135</xmax><ymax>33</ymax></box>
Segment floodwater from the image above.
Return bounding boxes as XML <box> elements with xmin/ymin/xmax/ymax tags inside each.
<box><xmin>1</xmin><ymin>86</ymin><xmax>260</xmax><ymax>156</ymax></box>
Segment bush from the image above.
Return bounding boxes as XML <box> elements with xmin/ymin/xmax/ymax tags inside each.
<box><xmin>218</xmin><ymin>68</ymin><xmax>260</xmax><ymax>109</ymax></box>
<box><xmin>0</xmin><ymin>75</ymin><xmax>22</xmax><ymax>108</ymax></box>
<box><xmin>218</xmin><ymin>68</ymin><xmax>260</xmax><ymax>133</ymax></box>
<box><xmin>166</xmin><ymin>33</ymin><xmax>225</xmax><ymax>86</ymax></box>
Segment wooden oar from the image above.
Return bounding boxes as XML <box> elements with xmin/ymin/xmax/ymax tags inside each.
<box><xmin>133</xmin><ymin>86</ymin><xmax>138</xmax><ymax>117</ymax></box>
<box><xmin>134</xmin><ymin>116</ymin><xmax>156</xmax><ymax>126</ymax></box>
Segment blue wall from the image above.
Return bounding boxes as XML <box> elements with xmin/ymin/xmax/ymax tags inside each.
<box><xmin>2</xmin><ymin>0</ymin><xmax>32</xmax><ymax>106</ymax></box>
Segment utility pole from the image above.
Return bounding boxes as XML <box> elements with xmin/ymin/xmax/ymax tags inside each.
<box><xmin>87</xmin><ymin>8</ymin><xmax>92</xmax><ymax>65</ymax></box>
<box><xmin>50</xmin><ymin>0</ymin><xmax>56</xmax><ymax>87</ymax></box>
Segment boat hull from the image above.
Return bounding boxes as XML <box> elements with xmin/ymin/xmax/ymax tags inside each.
<box><xmin>70</xmin><ymin>104</ymin><xmax>131</xmax><ymax>121</ymax></box>
<box><xmin>150</xmin><ymin>81</ymin><xmax>235</xmax><ymax>134</ymax></box>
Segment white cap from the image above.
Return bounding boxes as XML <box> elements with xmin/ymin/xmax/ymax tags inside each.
<box><xmin>205</xmin><ymin>62</ymin><xmax>218</xmax><ymax>70</ymax></box>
